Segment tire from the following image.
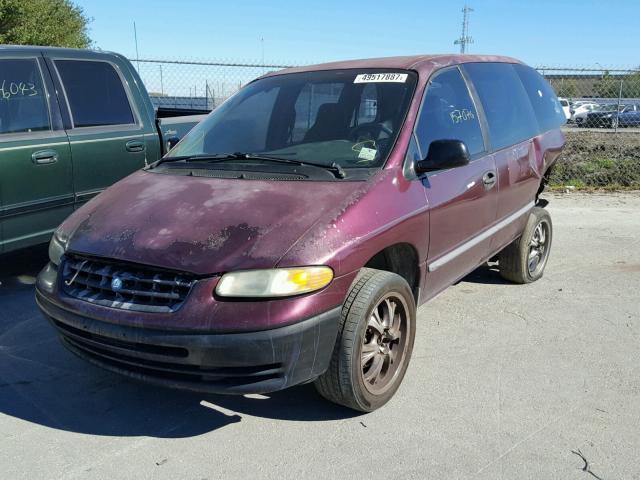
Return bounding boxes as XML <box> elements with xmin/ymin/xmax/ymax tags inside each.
<box><xmin>611</xmin><ymin>117</ymin><xmax>619</xmax><ymax>129</ymax></box>
<box><xmin>314</xmin><ymin>268</ymin><xmax>416</xmax><ymax>412</ymax></box>
<box><xmin>498</xmin><ymin>207</ymin><xmax>553</xmax><ymax>284</ymax></box>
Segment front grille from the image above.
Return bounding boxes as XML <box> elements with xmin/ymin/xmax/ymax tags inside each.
<box><xmin>61</xmin><ymin>254</ymin><xmax>195</xmax><ymax>312</ymax></box>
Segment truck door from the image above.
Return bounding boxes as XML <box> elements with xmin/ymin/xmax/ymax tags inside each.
<box><xmin>48</xmin><ymin>56</ymin><xmax>148</xmax><ymax>205</ymax></box>
<box><xmin>414</xmin><ymin>66</ymin><xmax>498</xmax><ymax>299</ymax></box>
<box><xmin>0</xmin><ymin>54</ymin><xmax>73</xmax><ymax>253</ymax></box>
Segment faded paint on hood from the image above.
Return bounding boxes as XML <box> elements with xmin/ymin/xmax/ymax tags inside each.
<box><xmin>63</xmin><ymin>170</ymin><xmax>370</xmax><ymax>275</ymax></box>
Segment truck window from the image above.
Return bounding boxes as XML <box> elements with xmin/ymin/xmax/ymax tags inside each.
<box><xmin>0</xmin><ymin>59</ymin><xmax>50</xmax><ymax>135</ymax></box>
<box><xmin>415</xmin><ymin>67</ymin><xmax>485</xmax><ymax>160</ymax></box>
<box><xmin>55</xmin><ymin>60</ymin><xmax>135</xmax><ymax>128</ymax></box>
<box><xmin>464</xmin><ymin>63</ymin><xmax>539</xmax><ymax>150</ymax></box>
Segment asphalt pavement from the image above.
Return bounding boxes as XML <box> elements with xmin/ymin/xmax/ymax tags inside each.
<box><xmin>1</xmin><ymin>192</ymin><xmax>639</xmax><ymax>480</ymax></box>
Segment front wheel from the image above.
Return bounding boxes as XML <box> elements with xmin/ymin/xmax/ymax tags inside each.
<box><xmin>314</xmin><ymin>268</ymin><xmax>416</xmax><ymax>412</ymax></box>
<box><xmin>499</xmin><ymin>207</ymin><xmax>553</xmax><ymax>284</ymax></box>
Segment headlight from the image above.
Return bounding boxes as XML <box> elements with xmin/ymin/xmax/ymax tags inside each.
<box><xmin>215</xmin><ymin>266</ymin><xmax>334</xmax><ymax>298</ymax></box>
<box><xmin>48</xmin><ymin>229</ymin><xmax>68</xmax><ymax>266</ymax></box>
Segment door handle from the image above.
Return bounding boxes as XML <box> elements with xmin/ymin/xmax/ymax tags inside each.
<box><xmin>125</xmin><ymin>140</ymin><xmax>145</xmax><ymax>153</ymax></box>
<box><xmin>482</xmin><ymin>170</ymin><xmax>497</xmax><ymax>189</ymax></box>
<box><xmin>31</xmin><ymin>149</ymin><xmax>59</xmax><ymax>165</ymax></box>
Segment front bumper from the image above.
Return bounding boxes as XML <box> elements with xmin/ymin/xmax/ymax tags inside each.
<box><xmin>36</xmin><ymin>289</ymin><xmax>341</xmax><ymax>394</ymax></box>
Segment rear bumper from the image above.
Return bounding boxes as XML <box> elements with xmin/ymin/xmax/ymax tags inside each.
<box><xmin>36</xmin><ymin>290</ymin><xmax>341</xmax><ymax>394</ymax></box>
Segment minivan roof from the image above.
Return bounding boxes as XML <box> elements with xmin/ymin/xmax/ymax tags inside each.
<box><xmin>264</xmin><ymin>54</ymin><xmax>523</xmax><ymax>79</ymax></box>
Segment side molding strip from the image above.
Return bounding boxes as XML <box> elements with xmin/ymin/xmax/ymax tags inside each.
<box><xmin>428</xmin><ymin>202</ymin><xmax>534</xmax><ymax>272</ymax></box>
<box><xmin>0</xmin><ymin>194</ymin><xmax>75</xmax><ymax>219</ymax></box>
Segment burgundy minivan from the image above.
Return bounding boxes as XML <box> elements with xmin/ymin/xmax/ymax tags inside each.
<box><xmin>36</xmin><ymin>55</ymin><xmax>565</xmax><ymax>412</ymax></box>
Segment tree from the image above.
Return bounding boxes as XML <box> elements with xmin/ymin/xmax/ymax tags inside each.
<box><xmin>0</xmin><ymin>0</ymin><xmax>91</xmax><ymax>48</ymax></box>
<box><xmin>556</xmin><ymin>81</ymin><xmax>577</xmax><ymax>98</ymax></box>
<box><xmin>620</xmin><ymin>71</ymin><xmax>640</xmax><ymax>99</ymax></box>
<box><xmin>592</xmin><ymin>71</ymin><xmax>619</xmax><ymax>98</ymax></box>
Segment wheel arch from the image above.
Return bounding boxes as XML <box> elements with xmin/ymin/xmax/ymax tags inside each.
<box><xmin>362</xmin><ymin>242</ymin><xmax>421</xmax><ymax>302</ymax></box>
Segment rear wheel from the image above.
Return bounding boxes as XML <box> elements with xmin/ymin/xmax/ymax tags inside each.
<box><xmin>499</xmin><ymin>207</ymin><xmax>552</xmax><ymax>284</ymax></box>
<box><xmin>314</xmin><ymin>268</ymin><xmax>416</xmax><ymax>412</ymax></box>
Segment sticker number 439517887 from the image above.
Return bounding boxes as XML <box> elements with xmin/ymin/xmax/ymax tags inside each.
<box><xmin>354</xmin><ymin>73</ymin><xmax>408</xmax><ymax>83</ymax></box>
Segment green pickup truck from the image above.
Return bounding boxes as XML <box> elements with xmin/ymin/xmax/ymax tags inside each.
<box><xmin>0</xmin><ymin>46</ymin><xmax>207</xmax><ymax>254</ymax></box>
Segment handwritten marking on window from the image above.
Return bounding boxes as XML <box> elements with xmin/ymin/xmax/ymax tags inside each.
<box><xmin>0</xmin><ymin>80</ymin><xmax>38</xmax><ymax>100</ymax></box>
<box><xmin>450</xmin><ymin>108</ymin><xmax>475</xmax><ymax>124</ymax></box>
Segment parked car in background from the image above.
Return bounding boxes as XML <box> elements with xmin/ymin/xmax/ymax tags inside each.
<box><xmin>37</xmin><ymin>54</ymin><xmax>566</xmax><ymax>412</ymax></box>
<box><xmin>570</xmin><ymin>102</ymin><xmax>599</xmax><ymax>123</ymax></box>
<box><xmin>0</xmin><ymin>46</ymin><xmax>207</xmax><ymax>254</ymax></box>
<box><xmin>583</xmin><ymin>103</ymin><xmax>629</xmax><ymax>128</ymax></box>
<box><xmin>558</xmin><ymin>97</ymin><xmax>571</xmax><ymax>121</ymax></box>
<box><xmin>616</xmin><ymin>104</ymin><xmax>640</xmax><ymax>127</ymax></box>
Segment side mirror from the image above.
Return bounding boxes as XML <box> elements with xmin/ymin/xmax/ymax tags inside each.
<box><xmin>166</xmin><ymin>136</ymin><xmax>180</xmax><ymax>152</ymax></box>
<box><xmin>414</xmin><ymin>139</ymin><xmax>470</xmax><ymax>175</ymax></box>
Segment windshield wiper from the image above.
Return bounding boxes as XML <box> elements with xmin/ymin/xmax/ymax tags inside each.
<box><xmin>149</xmin><ymin>153</ymin><xmax>238</xmax><ymax>168</ymax></box>
<box><xmin>151</xmin><ymin>152</ymin><xmax>346</xmax><ymax>179</ymax></box>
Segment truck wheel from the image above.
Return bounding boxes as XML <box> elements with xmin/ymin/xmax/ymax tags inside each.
<box><xmin>314</xmin><ymin>268</ymin><xmax>416</xmax><ymax>412</ymax></box>
<box><xmin>499</xmin><ymin>207</ymin><xmax>552</xmax><ymax>284</ymax></box>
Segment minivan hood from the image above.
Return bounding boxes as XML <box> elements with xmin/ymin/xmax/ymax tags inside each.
<box><xmin>64</xmin><ymin>170</ymin><xmax>368</xmax><ymax>275</ymax></box>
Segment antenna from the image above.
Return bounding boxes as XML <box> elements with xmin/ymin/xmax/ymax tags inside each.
<box><xmin>454</xmin><ymin>5</ymin><xmax>474</xmax><ymax>54</ymax></box>
<box><xmin>133</xmin><ymin>22</ymin><xmax>140</xmax><ymax>71</ymax></box>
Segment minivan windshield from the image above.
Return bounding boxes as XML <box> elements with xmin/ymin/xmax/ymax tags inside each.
<box><xmin>165</xmin><ymin>69</ymin><xmax>417</xmax><ymax>170</ymax></box>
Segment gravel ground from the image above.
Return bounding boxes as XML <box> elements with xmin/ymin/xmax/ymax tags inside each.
<box><xmin>1</xmin><ymin>192</ymin><xmax>639</xmax><ymax>480</ymax></box>
<box><xmin>550</xmin><ymin>131</ymin><xmax>640</xmax><ymax>189</ymax></box>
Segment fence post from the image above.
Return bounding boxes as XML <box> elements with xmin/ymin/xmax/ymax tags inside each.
<box><xmin>615</xmin><ymin>78</ymin><xmax>623</xmax><ymax>133</ymax></box>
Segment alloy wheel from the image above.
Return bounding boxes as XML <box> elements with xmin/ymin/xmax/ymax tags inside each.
<box><xmin>361</xmin><ymin>293</ymin><xmax>410</xmax><ymax>395</ymax></box>
<box><xmin>527</xmin><ymin>220</ymin><xmax>550</xmax><ymax>276</ymax></box>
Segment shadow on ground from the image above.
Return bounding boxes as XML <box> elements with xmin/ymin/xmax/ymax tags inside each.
<box><xmin>0</xmin><ymin>247</ymin><xmax>506</xmax><ymax>438</ymax></box>
<box><xmin>460</xmin><ymin>262</ymin><xmax>513</xmax><ymax>286</ymax></box>
<box><xmin>0</xmin><ymin>246</ymin><xmax>358</xmax><ymax>439</ymax></box>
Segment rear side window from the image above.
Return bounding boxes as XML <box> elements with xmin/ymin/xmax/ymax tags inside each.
<box><xmin>0</xmin><ymin>59</ymin><xmax>50</xmax><ymax>134</ymax></box>
<box><xmin>415</xmin><ymin>67</ymin><xmax>485</xmax><ymax>158</ymax></box>
<box><xmin>464</xmin><ymin>63</ymin><xmax>539</xmax><ymax>150</ymax></box>
<box><xmin>56</xmin><ymin>60</ymin><xmax>134</xmax><ymax>127</ymax></box>
<box><xmin>514</xmin><ymin>64</ymin><xmax>566</xmax><ymax>132</ymax></box>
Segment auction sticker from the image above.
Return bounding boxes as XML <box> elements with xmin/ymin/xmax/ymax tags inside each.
<box><xmin>354</xmin><ymin>73</ymin><xmax>408</xmax><ymax>83</ymax></box>
<box><xmin>358</xmin><ymin>147</ymin><xmax>377</xmax><ymax>161</ymax></box>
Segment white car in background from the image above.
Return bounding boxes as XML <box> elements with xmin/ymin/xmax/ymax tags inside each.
<box><xmin>571</xmin><ymin>102</ymin><xmax>599</xmax><ymax>124</ymax></box>
<box><xmin>558</xmin><ymin>97</ymin><xmax>571</xmax><ymax>121</ymax></box>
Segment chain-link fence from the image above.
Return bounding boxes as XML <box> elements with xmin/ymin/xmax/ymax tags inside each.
<box><xmin>535</xmin><ymin>66</ymin><xmax>640</xmax><ymax>189</ymax></box>
<box><xmin>538</xmin><ymin>66</ymin><xmax>640</xmax><ymax>131</ymax></box>
<box><xmin>132</xmin><ymin>58</ymin><xmax>640</xmax><ymax>130</ymax></box>
<box><xmin>547</xmin><ymin>130</ymin><xmax>640</xmax><ymax>190</ymax></box>
<box><xmin>131</xmin><ymin>58</ymin><xmax>291</xmax><ymax>110</ymax></box>
<box><xmin>131</xmin><ymin>58</ymin><xmax>640</xmax><ymax>189</ymax></box>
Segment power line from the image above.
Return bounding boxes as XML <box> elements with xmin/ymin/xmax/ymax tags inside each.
<box><xmin>454</xmin><ymin>5</ymin><xmax>474</xmax><ymax>54</ymax></box>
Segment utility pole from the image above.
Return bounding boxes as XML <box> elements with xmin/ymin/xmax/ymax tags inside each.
<box><xmin>454</xmin><ymin>5</ymin><xmax>474</xmax><ymax>54</ymax></box>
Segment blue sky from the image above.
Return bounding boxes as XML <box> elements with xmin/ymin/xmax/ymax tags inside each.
<box><xmin>76</xmin><ymin>0</ymin><xmax>639</xmax><ymax>67</ymax></box>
